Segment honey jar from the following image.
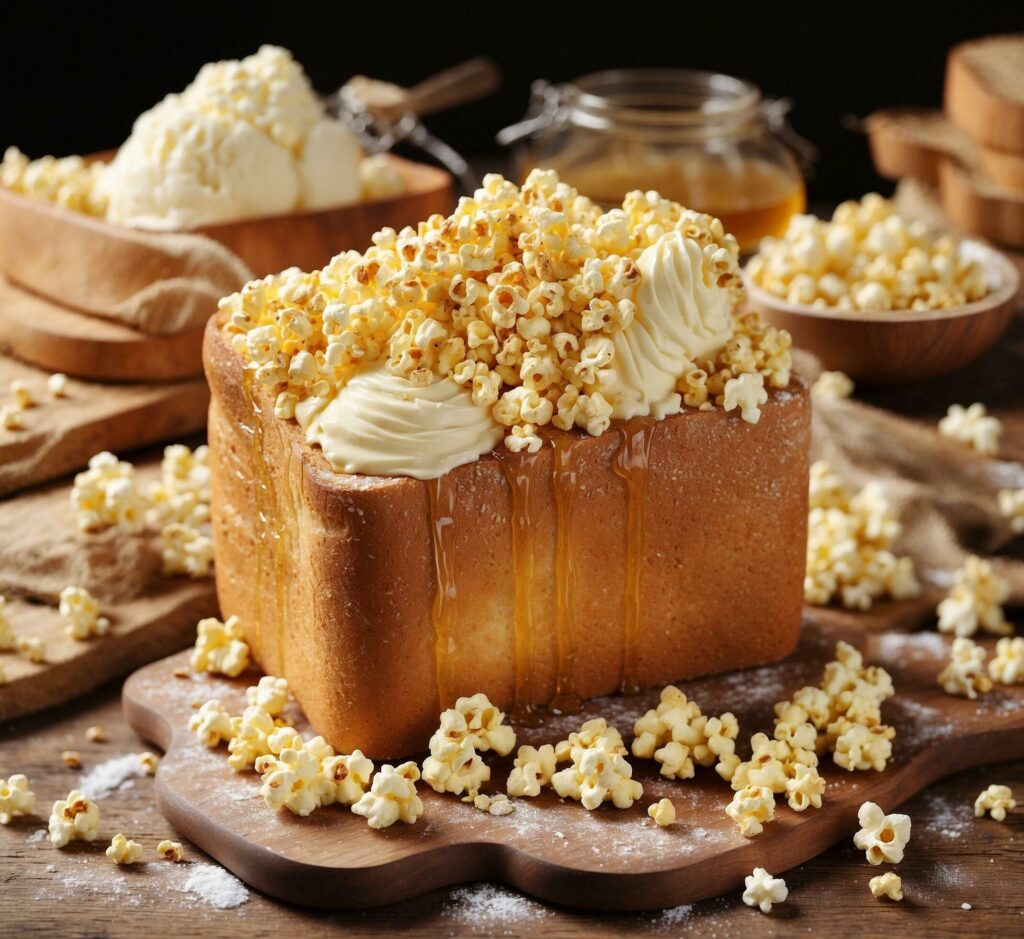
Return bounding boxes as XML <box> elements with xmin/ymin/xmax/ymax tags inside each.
<box><xmin>499</xmin><ymin>69</ymin><xmax>810</xmax><ymax>251</ymax></box>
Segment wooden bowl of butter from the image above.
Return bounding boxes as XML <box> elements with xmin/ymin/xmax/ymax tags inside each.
<box><xmin>743</xmin><ymin>194</ymin><xmax>1020</xmax><ymax>384</ymax></box>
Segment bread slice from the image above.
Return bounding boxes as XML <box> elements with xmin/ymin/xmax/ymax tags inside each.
<box><xmin>204</xmin><ymin>317</ymin><xmax>811</xmax><ymax>758</ymax></box>
<box><xmin>945</xmin><ymin>34</ymin><xmax>1024</xmax><ymax>155</ymax></box>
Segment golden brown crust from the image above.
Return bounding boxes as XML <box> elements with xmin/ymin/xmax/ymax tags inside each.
<box><xmin>205</xmin><ymin>318</ymin><xmax>811</xmax><ymax>758</ymax></box>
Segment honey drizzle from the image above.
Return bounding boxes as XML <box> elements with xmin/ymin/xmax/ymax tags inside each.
<box><xmin>498</xmin><ymin>450</ymin><xmax>543</xmax><ymax>726</ymax></box>
<box><xmin>548</xmin><ymin>434</ymin><xmax>582</xmax><ymax>715</ymax></box>
<box><xmin>612</xmin><ymin>418</ymin><xmax>657</xmax><ymax>695</ymax></box>
<box><xmin>426</xmin><ymin>476</ymin><xmax>459</xmax><ymax>710</ymax></box>
<box><xmin>239</xmin><ymin>369</ymin><xmax>266</xmax><ymax>663</ymax></box>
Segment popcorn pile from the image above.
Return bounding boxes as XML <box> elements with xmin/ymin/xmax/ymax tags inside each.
<box><xmin>938</xmin><ymin>402</ymin><xmax>1002</xmax><ymax>455</ymax></box>
<box><xmin>747</xmin><ymin>194</ymin><xmax>989</xmax><ymax>311</ymax></box>
<box><xmin>421</xmin><ymin>694</ymin><xmax>517</xmax><ymax>799</ymax></box>
<box><xmin>1</xmin><ymin>148</ymin><xmax>107</xmax><ymax>216</ymax></box>
<box><xmin>804</xmin><ymin>461</ymin><xmax>921</xmax><ymax>610</ymax></box>
<box><xmin>0</xmin><ymin>594</ymin><xmax>47</xmax><ymax>665</ymax></box>
<box><xmin>551</xmin><ymin>719</ymin><xmax>643</xmax><ymax>810</ymax></box>
<box><xmin>630</xmin><ymin>685</ymin><xmax>739</xmax><ymax>782</ymax></box>
<box><xmin>189</xmin><ymin>615</ymin><xmax>251</xmax><ymax>678</ymax></box>
<box><xmin>222</xmin><ymin>169</ymin><xmax>793</xmax><ymax>454</ymax></box>
<box><xmin>936</xmin><ymin>555</ymin><xmax>1011</xmax><ymax>637</ymax></box>
<box><xmin>71</xmin><ymin>446</ymin><xmax>214</xmax><ymax>579</ymax></box>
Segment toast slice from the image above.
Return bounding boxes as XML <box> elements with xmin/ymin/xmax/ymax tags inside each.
<box><xmin>204</xmin><ymin>316</ymin><xmax>811</xmax><ymax>758</ymax></box>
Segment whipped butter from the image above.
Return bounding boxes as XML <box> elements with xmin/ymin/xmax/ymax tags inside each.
<box><xmin>300</xmin><ymin>365</ymin><xmax>503</xmax><ymax>480</ymax></box>
<box><xmin>222</xmin><ymin>170</ymin><xmax>793</xmax><ymax>479</ymax></box>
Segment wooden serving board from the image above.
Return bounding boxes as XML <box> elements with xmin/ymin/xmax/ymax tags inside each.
<box><xmin>0</xmin><ymin>276</ymin><xmax>205</xmax><ymax>381</ymax></box>
<box><xmin>0</xmin><ymin>459</ymin><xmax>219</xmax><ymax>720</ymax></box>
<box><xmin>123</xmin><ymin>622</ymin><xmax>1024</xmax><ymax>912</ymax></box>
<box><xmin>0</xmin><ymin>352</ymin><xmax>208</xmax><ymax>497</ymax></box>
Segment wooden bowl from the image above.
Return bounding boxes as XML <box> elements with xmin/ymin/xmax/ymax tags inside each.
<box><xmin>0</xmin><ymin>154</ymin><xmax>452</xmax><ymax>329</ymax></box>
<box><xmin>744</xmin><ymin>241</ymin><xmax>1020</xmax><ymax>385</ymax></box>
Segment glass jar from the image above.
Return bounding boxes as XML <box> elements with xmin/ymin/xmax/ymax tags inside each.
<box><xmin>499</xmin><ymin>69</ymin><xmax>810</xmax><ymax>252</ymax></box>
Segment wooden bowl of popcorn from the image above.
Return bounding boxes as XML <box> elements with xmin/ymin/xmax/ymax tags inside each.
<box><xmin>743</xmin><ymin>195</ymin><xmax>1021</xmax><ymax>384</ymax></box>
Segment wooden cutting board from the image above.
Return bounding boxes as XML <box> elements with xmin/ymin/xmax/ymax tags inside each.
<box><xmin>0</xmin><ymin>276</ymin><xmax>205</xmax><ymax>381</ymax></box>
<box><xmin>0</xmin><ymin>352</ymin><xmax>208</xmax><ymax>497</ymax></box>
<box><xmin>0</xmin><ymin>459</ymin><xmax>218</xmax><ymax>720</ymax></box>
<box><xmin>122</xmin><ymin>622</ymin><xmax>1024</xmax><ymax>912</ymax></box>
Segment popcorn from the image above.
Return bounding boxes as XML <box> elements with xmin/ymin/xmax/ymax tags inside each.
<box><xmin>748</xmin><ymin>195</ymin><xmax>989</xmax><ymax>312</ymax></box>
<box><xmin>0</xmin><ymin>596</ymin><xmax>12</xmax><ymax>651</ymax></box>
<box><xmin>160</xmin><ymin>523</ymin><xmax>215</xmax><ymax>578</ymax></box>
<box><xmin>0</xmin><ymin>774</ymin><xmax>35</xmax><ymax>824</ymax></box>
<box><xmin>256</xmin><ymin>746</ymin><xmax>333</xmax><ymax>816</ymax></box>
<box><xmin>722</xmin><ymin>372</ymin><xmax>768</xmax><ymax>424</ymax></box>
<box><xmin>988</xmin><ymin>637</ymin><xmax>1024</xmax><ymax>685</ymax></box>
<box><xmin>551</xmin><ymin>742</ymin><xmax>643</xmax><ymax>810</ymax></box>
<box><xmin>85</xmin><ymin>725</ymin><xmax>106</xmax><ymax>743</ymax></box>
<box><xmin>1</xmin><ymin>146</ymin><xmax>108</xmax><ymax>216</ymax></box>
<box><xmin>16</xmin><ymin>634</ymin><xmax>46</xmax><ymax>663</ymax></box>
<box><xmin>730</xmin><ymin>734</ymin><xmax>789</xmax><ymax>793</ymax></box>
<box><xmin>422</xmin><ymin>709</ymin><xmax>493</xmax><ymax>799</ymax></box>
<box><xmin>48</xmin><ymin>790</ymin><xmax>101</xmax><ymax>847</ymax></box>
<box><xmin>853</xmin><ymin>801</ymin><xmax>911</xmax><ymax>865</ymax></box>
<box><xmin>938</xmin><ymin>637</ymin><xmax>993</xmax><ymax>699</ymax></box>
<box><xmin>832</xmin><ymin>721</ymin><xmax>895</xmax><ymax>772</ymax></box>
<box><xmin>725</xmin><ymin>785</ymin><xmax>776</xmax><ymax>837</ymax></box>
<box><xmin>48</xmin><ymin>373</ymin><xmax>69</xmax><ymax>398</ymax></box>
<box><xmin>631</xmin><ymin>686</ymin><xmax>738</xmax><ymax>781</ymax></box>
<box><xmin>804</xmin><ymin>461</ymin><xmax>920</xmax><ymax>610</ymax></box>
<box><xmin>189</xmin><ymin>699</ymin><xmax>237</xmax><ymax>748</ymax></box>
<box><xmin>190</xmin><ymin>615</ymin><xmax>251</xmax><ymax>677</ymax></box>
<box><xmin>785</xmin><ymin>763</ymin><xmax>826</xmax><ymax>811</ymax></box>
<box><xmin>227</xmin><ymin>706</ymin><xmax>276</xmax><ymax>771</ymax></box>
<box><xmin>811</xmin><ymin>370</ymin><xmax>854</xmax><ymax>400</ymax></box>
<box><xmin>938</xmin><ymin>403</ymin><xmax>1002</xmax><ymax>455</ymax></box>
<box><xmin>10</xmin><ymin>379</ymin><xmax>34</xmax><ymax>409</ymax></box>
<box><xmin>454</xmin><ymin>693</ymin><xmax>517</xmax><ymax>756</ymax></box>
<box><xmin>974</xmin><ymin>784</ymin><xmax>1015</xmax><ymax>822</ymax></box>
<box><xmin>869</xmin><ymin>872</ymin><xmax>903</xmax><ymax>901</ymax></box>
<box><xmin>158</xmin><ymin>840</ymin><xmax>184</xmax><ymax>862</ymax></box>
<box><xmin>506</xmin><ymin>744</ymin><xmax>557</xmax><ymax>798</ymax></box>
<box><xmin>139</xmin><ymin>751</ymin><xmax>160</xmax><ymax>775</ymax></box>
<box><xmin>472</xmin><ymin>792</ymin><xmax>515</xmax><ymax>816</ymax></box>
<box><xmin>937</xmin><ymin>555</ymin><xmax>1011</xmax><ymax>637</ymax></box>
<box><xmin>1</xmin><ymin>406</ymin><xmax>24</xmax><ymax>431</ymax></box>
<box><xmin>648</xmin><ymin>798</ymin><xmax>676</xmax><ymax>827</ymax></box>
<box><xmin>351</xmin><ymin>762</ymin><xmax>424</xmax><ymax>829</ymax></box>
<box><xmin>147</xmin><ymin>445</ymin><xmax>211</xmax><ymax>527</ymax></box>
<box><xmin>71</xmin><ymin>452</ymin><xmax>147</xmax><ymax>534</ymax></box>
<box><xmin>246</xmin><ymin>675</ymin><xmax>289</xmax><ymax>716</ymax></box>
<box><xmin>742</xmin><ymin>867</ymin><xmax>788</xmax><ymax>913</ymax></box>
<box><xmin>106</xmin><ymin>833</ymin><xmax>144</xmax><ymax>865</ymax></box>
<box><xmin>59</xmin><ymin>586</ymin><xmax>110</xmax><ymax>640</ymax></box>
<box><xmin>221</xmin><ymin>170</ymin><xmax>785</xmax><ymax>456</ymax></box>
<box><xmin>61</xmin><ymin>750</ymin><xmax>82</xmax><ymax>769</ymax></box>
<box><xmin>321</xmin><ymin>750</ymin><xmax>375</xmax><ymax>805</ymax></box>
<box><xmin>998</xmin><ymin>488</ymin><xmax>1024</xmax><ymax>533</ymax></box>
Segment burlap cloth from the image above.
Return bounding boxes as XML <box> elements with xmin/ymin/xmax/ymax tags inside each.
<box><xmin>796</xmin><ymin>341</ymin><xmax>1024</xmax><ymax>604</ymax></box>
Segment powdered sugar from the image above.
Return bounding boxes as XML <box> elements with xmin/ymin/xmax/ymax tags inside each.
<box><xmin>182</xmin><ymin>864</ymin><xmax>249</xmax><ymax>909</ymax></box>
<box><xmin>443</xmin><ymin>883</ymin><xmax>551</xmax><ymax>929</ymax></box>
<box><xmin>78</xmin><ymin>754</ymin><xmax>151</xmax><ymax>800</ymax></box>
<box><xmin>25</xmin><ymin>828</ymin><xmax>47</xmax><ymax>844</ymax></box>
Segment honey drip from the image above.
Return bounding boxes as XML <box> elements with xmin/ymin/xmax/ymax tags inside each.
<box><xmin>613</xmin><ymin>418</ymin><xmax>657</xmax><ymax>695</ymax></box>
<box><xmin>426</xmin><ymin>476</ymin><xmax>459</xmax><ymax>710</ymax></box>
<box><xmin>549</xmin><ymin>434</ymin><xmax>582</xmax><ymax>715</ymax></box>
<box><xmin>498</xmin><ymin>450</ymin><xmax>543</xmax><ymax>726</ymax></box>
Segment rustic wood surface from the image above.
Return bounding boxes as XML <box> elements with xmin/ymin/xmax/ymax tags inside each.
<box><xmin>0</xmin><ymin>352</ymin><xmax>208</xmax><ymax>497</ymax></box>
<box><xmin>117</xmin><ymin>624</ymin><xmax>1024</xmax><ymax>913</ymax></box>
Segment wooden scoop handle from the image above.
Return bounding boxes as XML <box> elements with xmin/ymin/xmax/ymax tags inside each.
<box><xmin>401</xmin><ymin>56</ymin><xmax>501</xmax><ymax>118</ymax></box>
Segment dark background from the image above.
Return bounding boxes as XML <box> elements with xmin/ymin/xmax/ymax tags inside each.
<box><xmin>2</xmin><ymin>3</ymin><xmax>1022</xmax><ymax>204</ymax></box>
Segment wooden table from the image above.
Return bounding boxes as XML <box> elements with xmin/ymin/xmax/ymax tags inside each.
<box><xmin>2</xmin><ymin>681</ymin><xmax>1022</xmax><ymax>937</ymax></box>
<box><xmin>3</xmin><ymin>261</ymin><xmax>1023</xmax><ymax>938</ymax></box>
